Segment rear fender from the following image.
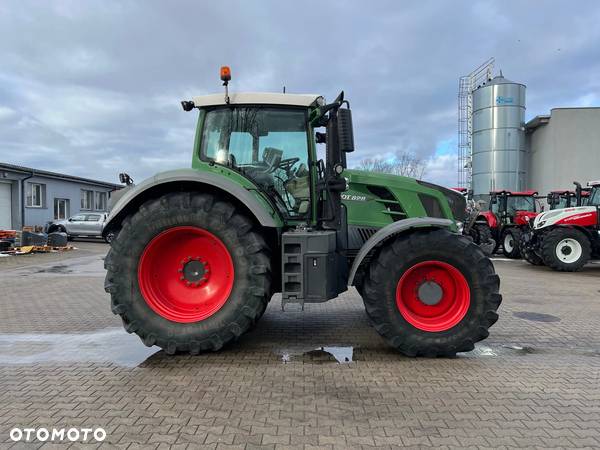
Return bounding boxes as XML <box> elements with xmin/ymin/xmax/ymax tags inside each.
<box><xmin>348</xmin><ymin>217</ymin><xmax>454</xmax><ymax>285</ymax></box>
<box><xmin>102</xmin><ymin>169</ymin><xmax>281</xmax><ymax>237</ymax></box>
<box><xmin>478</xmin><ymin>211</ymin><xmax>497</xmax><ymax>228</ymax></box>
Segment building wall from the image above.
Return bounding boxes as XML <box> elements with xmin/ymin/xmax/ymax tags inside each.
<box><xmin>23</xmin><ymin>176</ymin><xmax>114</xmax><ymax>227</ymax></box>
<box><xmin>1</xmin><ymin>167</ymin><xmax>118</xmax><ymax>230</ymax></box>
<box><xmin>0</xmin><ymin>172</ymin><xmax>28</xmax><ymax>229</ymax></box>
<box><xmin>527</xmin><ymin>108</ymin><xmax>600</xmax><ymax>196</ymax></box>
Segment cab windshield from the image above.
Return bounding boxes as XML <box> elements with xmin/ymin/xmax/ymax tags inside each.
<box><xmin>201</xmin><ymin>107</ymin><xmax>310</xmax><ymax>218</ymax></box>
<box><xmin>507</xmin><ymin>196</ymin><xmax>535</xmax><ymax>214</ymax></box>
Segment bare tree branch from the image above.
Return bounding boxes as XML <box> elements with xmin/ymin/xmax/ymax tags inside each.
<box><xmin>355</xmin><ymin>151</ymin><xmax>428</xmax><ymax>179</ymax></box>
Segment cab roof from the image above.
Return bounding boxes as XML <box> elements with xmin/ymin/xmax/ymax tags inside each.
<box><xmin>192</xmin><ymin>92</ymin><xmax>323</xmax><ymax>108</ymax></box>
<box><xmin>491</xmin><ymin>190</ymin><xmax>538</xmax><ymax>196</ymax></box>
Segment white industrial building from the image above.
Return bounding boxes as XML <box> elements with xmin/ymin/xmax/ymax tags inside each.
<box><xmin>526</xmin><ymin>107</ymin><xmax>600</xmax><ymax>196</ymax></box>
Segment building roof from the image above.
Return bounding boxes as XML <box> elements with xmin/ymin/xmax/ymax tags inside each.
<box><xmin>192</xmin><ymin>92</ymin><xmax>323</xmax><ymax>108</ymax></box>
<box><xmin>0</xmin><ymin>162</ymin><xmax>122</xmax><ymax>189</ymax></box>
<box><xmin>525</xmin><ymin>115</ymin><xmax>550</xmax><ymax>131</ymax></box>
<box><xmin>527</xmin><ymin>107</ymin><xmax>600</xmax><ymax>131</ymax></box>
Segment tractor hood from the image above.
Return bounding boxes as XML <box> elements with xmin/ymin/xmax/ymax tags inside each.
<box><xmin>533</xmin><ymin>206</ymin><xmax>598</xmax><ymax>229</ymax></box>
<box><xmin>514</xmin><ymin>210</ymin><xmax>538</xmax><ymax>226</ymax></box>
<box><xmin>343</xmin><ymin>170</ymin><xmax>466</xmax><ymax>226</ymax></box>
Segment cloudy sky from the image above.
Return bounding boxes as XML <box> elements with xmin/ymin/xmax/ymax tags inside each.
<box><xmin>1</xmin><ymin>0</ymin><xmax>599</xmax><ymax>187</ymax></box>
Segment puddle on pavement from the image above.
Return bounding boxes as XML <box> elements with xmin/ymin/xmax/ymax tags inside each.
<box><xmin>466</xmin><ymin>343</ymin><xmax>537</xmax><ymax>358</ymax></box>
<box><xmin>35</xmin><ymin>264</ymin><xmax>72</xmax><ymax>274</ymax></box>
<box><xmin>0</xmin><ymin>329</ymin><xmax>159</xmax><ymax>367</ymax></box>
<box><xmin>16</xmin><ymin>256</ymin><xmax>106</xmax><ymax>278</ymax></box>
<box><xmin>281</xmin><ymin>346</ymin><xmax>354</xmax><ymax>364</ymax></box>
<box><xmin>513</xmin><ymin>311</ymin><xmax>561</xmax><ymax>322</ymax></box>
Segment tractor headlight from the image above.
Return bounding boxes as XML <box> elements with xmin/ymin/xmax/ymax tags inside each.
<box><xmin>456</xmin><ymin>221</ymin><xmax>464</xmax><ymax>234</ymax></box>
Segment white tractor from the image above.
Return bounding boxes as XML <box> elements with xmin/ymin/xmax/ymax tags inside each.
<box><xmin>521</xmin><ymin>181</ymin><xmax>600</xmax><ymax>271</ymax></box>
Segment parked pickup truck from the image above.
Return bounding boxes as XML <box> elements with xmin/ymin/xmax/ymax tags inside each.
<box><xmin>45</xmin><ymin>212</ymin><xmax>116</xmax><ymax>243</ymax></box>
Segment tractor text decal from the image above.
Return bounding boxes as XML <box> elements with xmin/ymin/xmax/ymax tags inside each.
<box><xmin>341</xmin><ymin>194</ymin><xmax>367</xmax><ymax>202</ymax></box>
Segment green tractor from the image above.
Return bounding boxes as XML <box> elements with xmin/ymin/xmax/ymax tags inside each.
<box><xmin>103</xmin><ymin>68</ymin><xmax>501</xmax><ymax>357</ymax></box>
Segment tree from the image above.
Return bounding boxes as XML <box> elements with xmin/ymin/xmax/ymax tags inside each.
<box><xmin>355</xmin><ymin>151</ymin><xmax>427</xmax><ymax>179</ymax></box>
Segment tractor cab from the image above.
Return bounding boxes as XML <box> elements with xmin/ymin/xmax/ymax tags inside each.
<box><xmin>183</xmin><ymin>67</ymin><xmax>354</xmax><ymax>232</ymax></box>
<box><xmin>547</xmin><ymin>190</ymin><xmax>576</xmax><ymax>210</ymax></box>
<box><xmin>489</xmin><ymin>190</ymin><xmax>538</xmax><ymax>225</ymax></box>
<box><xmin>573</xmin><ymin>181</ymin><xmax>592</xmax><ymax>206</ymax></box>
<box><xmin>587</xmin><ymin>181</ymin><xmax>600</xmax><ymax>206</ymax></box>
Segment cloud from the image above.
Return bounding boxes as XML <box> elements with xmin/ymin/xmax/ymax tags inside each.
<box><xmin>0</xmin><ymin>0</ymin><xmax>599</xmax><ymax>188</ymax></box>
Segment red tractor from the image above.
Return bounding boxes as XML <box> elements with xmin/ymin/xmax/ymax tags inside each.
<box><xmin>473</xmin><ymin>190</ymin><xmax>539</xmax><ymax>258</ymax></box>
<box><xmin>546</xmin><ymin>182</ymin><xmax>590</xmax><ymax>210</ymax></box>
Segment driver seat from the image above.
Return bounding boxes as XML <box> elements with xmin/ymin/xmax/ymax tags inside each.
<box><xmin>284</xmin><ymin>163</ymin><xmax>311</xmax><ymax>214</ymax></box>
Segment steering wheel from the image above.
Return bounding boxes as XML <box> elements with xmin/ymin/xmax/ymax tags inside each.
<box><xmin>278</xmin><ymin>157</ymin><xmax>300</xmax><ymax>174</ymax></box>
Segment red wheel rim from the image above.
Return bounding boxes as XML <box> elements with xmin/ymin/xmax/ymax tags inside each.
<box><xmin>395</xmin><ymin>260</ymin><xmax>470</xmax><ymax>332</ymax></box>
<box><xmin>138</xmin><ymin>226</ymin><xmax>234</xmax><ymax>323</ymax></box>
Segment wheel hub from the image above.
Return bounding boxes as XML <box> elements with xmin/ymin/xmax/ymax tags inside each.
<box><xmin>417</xmin><ymin>280</ymin><xmax>443</xmax><ymax>306</ymax></box>
<box><xmin>179</xmin><ymin>257</ymin><xmax>210</xmax><ymax>287</ymax></box>
<box><xmin>555</xmin><ymin>238</ymin><xmax>582</xmax><ymax>263</ymax></box>
<box><xmin>560</xmin><ymin>246</ymin><xmax>572</xmax><ymax>256</ymax></box>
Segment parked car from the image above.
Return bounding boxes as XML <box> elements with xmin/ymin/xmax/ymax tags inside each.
<box><xmin>45</xmin><ymin>213</ymin><xmax>115</xmax><ymax>243</ymax></box>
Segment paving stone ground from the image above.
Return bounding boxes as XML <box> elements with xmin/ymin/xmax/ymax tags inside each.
<box><xmin>0</xmin><ymin>241</ymin><xmax>599</xmax><ymax>449</ymax></box>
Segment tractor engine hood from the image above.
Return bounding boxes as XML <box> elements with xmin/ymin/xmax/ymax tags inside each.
<box><xmin>344</xmin><ymin>170</ymin><xmax>467</xmax><ymax>223</ymax></box>
<box><xmin>533</xmin><ymin>206</ymin><xmax>598</xmax><ymax>229</ymax></box>
<box><xmin>514</xmin><ymin>210</ymin><xmax>538</xmax><ymax>226</ymax></box>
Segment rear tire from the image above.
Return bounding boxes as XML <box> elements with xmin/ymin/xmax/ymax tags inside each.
<box><xmin>502</xmin><ymin>228</ymin><xmax>522</xmax><ymax>258</ymax></box>
<box><xmin>541</xmin><ymin>227</ymin><xmax>591</xmax><ymax>272</ymax></box>
<box><xmin>362</xmin><ymin>229</ymin><xmax>501</xmax><ymax>357</ymax></box>
<box><xmin>469</xmin><ymin>223</ymin><xmax>492</xmax><ymax>246</ymax></box>
<box><xmin>104</xmin><ymin>192</ymin><xmax>272</xmax><ymax>354</ymax></box>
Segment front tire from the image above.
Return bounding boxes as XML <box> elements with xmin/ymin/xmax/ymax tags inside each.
<box><xmin>502</xmin><ymin>228</ymin><xmax>522</xmax><ymax>258</ymax></box>
<box><xmin>362</xmin><ymin>229</ymin><xmax>501</xmax><ymax>357</ymax></box>
<box><xmin>520</xmin><ymin>232</ymin><xmax>543</xmax><ymax>266</ymax></box>
<box><xmin>541</xmin><ymin>227</ymin><xmax>591</xmax><ymax>272</ymax></box>
<box><xmin>104</xmin><ymin>192</ymin><xmax>272</xmax><ymax>354</ymax></box>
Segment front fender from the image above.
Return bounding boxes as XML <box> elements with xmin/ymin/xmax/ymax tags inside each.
<box><xmin>103</xmin><ymin>168</ymin><xmax>281</xmax><ymax>236</ymax></box>
<box><xmin>348</xmin><ymin>217</ymin><xmax>454</xmax><ymax>285</ymax></box>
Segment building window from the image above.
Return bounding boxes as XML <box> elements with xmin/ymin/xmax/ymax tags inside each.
<box><xmin>26</xmin><ymin>182</ymin><xmax>45</xmax><ymax>208</ymax></box>
<box><xmin>95</xmin><ymin>191</ymin><xmax>107</xmax><ymax>211</ymax></box>
<box><xmin>81</xmin><ymin>189</ymin><xmax>93</xmax><ymax>210</ymax></box>
<box><xmin>54</xmin><ymin>198</ymin><xmax>70</xmax><ymax>220</ymax></box>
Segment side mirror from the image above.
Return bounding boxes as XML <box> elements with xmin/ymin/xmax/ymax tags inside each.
<box><xmin>337</xmin><ymin>108</ymin><xmax>354</xmax><ymax>153</ymax></box>
<box><xmin>68</xmin><ymin>218</ymin><xmax>73</xmax><ymax>222</ymax></box>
